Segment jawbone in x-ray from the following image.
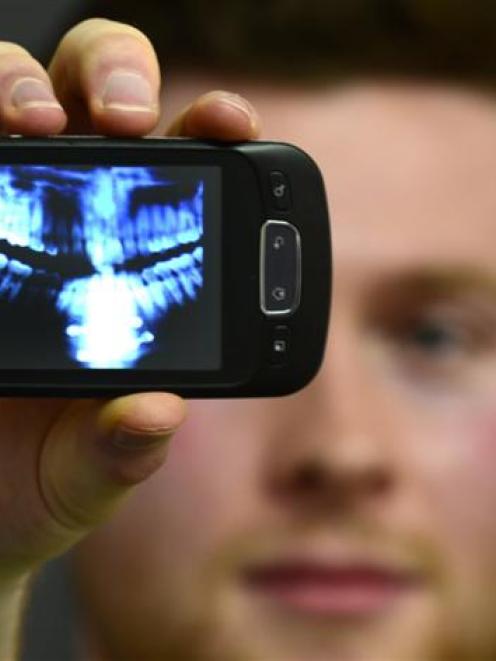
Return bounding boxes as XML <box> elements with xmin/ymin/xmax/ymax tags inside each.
<box><xmin>0</xmin><ymin>165</ymin><xmax>221</xmax><ymax>370</ymax></box>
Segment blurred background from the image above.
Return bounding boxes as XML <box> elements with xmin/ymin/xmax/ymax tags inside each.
<box><xmin>4</xmin><ymin>0</ymin><xmax>496</xmax><ymax>82</ymax></box>
<box><xmin>2</xmin><ymin>1</ymin><xmax>496</xmax><ymax>659</ymax></box>
<box><xmin>0</xmin><ymin>0</ymin><xmax>83</xmax><ymax>62</ymax></box>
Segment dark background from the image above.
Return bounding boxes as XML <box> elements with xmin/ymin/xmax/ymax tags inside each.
<box><xmin>0</xmin><ymin>0</ymin><xmax>86</xmax><ymax>64</ymax></box>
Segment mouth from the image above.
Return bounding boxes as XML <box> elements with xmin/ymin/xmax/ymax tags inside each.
<box><xmin>242</xmin><ymin>557</ymin><xmax>425</xmax><ymax>618</ymax></box>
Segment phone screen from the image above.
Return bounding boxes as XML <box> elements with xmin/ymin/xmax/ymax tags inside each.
<box><xmin>0</xmin><ymin>164</ymin><xmax>222</xmax><ymax>370</ymax></box>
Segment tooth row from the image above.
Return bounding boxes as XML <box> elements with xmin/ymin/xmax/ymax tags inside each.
<box><xmin>125</xmin><ymin>246</ymin><xmax>203</xmax><ymax>319</ymax></box>
<box><xmin>0</xmin><ymin>167</ymin><xmax>204</xmax><ymax>267</ymax></box>
<box><xmin>0</xmin><ymin>241</ymin><xmax>202</xmax><ymax>310</ymax></box>
<box><xmin>0</xmin><ymin>252</ymin><xmax>63</xmax><ymax>302</ymax></box>
<box><xmin>0</xmin><ymin>245</ymin><xmax>202</xmax><ymax>368</ymax></box>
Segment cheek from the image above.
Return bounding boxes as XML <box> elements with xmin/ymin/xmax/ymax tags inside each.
<box><xmin>454</xmin><ymin>409</ymin><xmax>496</xmax><ymax>523</ymax></box>
<box><xmin>412</xmin><ymin>401</ymin><xmax>496</xmax><ymax>560</ymax></box>
<box><xmin>151</xmin><ymin>404</ymin><xmax>265</xmax><ymax>556</ymax></box>
<box><xmin>467</xmin><ymin>409</ymin><xmax>496</xmax><ymax>464</ymax></box>
<box><xmin>436</xmin><ymin>403</ymin><xmax>496</xmax><ymax>490</ymax></box>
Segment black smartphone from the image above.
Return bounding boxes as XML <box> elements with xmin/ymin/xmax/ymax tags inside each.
<box><xmin>0</xmin><ymin>137</ymin><xmax>331</xmax><ymax>397</ymax></box>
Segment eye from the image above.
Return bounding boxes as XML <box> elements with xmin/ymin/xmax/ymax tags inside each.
<box><xmin>405</xmin><ymin>319</ymin><xmax>466</xmax><ymax>354</ymax></box>
<box><xmin>391</xmin><ymin>302</ymin><xmax>496</xmax><ymax>364</ymax></box>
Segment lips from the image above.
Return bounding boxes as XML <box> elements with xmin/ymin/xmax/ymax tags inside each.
<box><xmin>243</xmin><ymin>560</ymin><xmax>422</xmax><ymax>617</ymax></box>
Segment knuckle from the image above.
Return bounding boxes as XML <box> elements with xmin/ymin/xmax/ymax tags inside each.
<box><xmin>106</xmin><ymin>448</ymin><xmax>169</xmax><ymax>487</ymax></box>
<box><xmin>60</xmin><ymin>18</ymin><xmax>156</xmax><ymax>58</ymax></box>
<box><xmin>40</xmin><ymin>474</ymin><xmax>88</xmax><ymax>533</ymax></box>
<box><xmin>50</xmin><ymin>19</ymin><xmax>160</xmax><ymax>89</ymax></box>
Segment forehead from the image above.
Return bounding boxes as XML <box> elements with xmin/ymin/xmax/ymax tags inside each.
<box><xmin>256</xmin><ymin>81</ymin><xmax>496</xmax><ymax>279</ymax></box>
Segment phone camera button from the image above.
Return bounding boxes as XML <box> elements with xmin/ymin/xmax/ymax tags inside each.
<box><xmin>269</xmin><ymin>171</ymin><xmax>291</xmax><ymax>210</ymax></box>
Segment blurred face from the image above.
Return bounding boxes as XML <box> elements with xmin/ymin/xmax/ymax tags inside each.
<box><xmin>77</xmin><ymin>80</ymin><xmax>496</xmax><ymax>661</ymax></box>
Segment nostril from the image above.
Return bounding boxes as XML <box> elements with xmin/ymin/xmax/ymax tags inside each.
<box><xmin>366</xmin><ymin>470</ymin><xmax>393</xmax><ymax>497</ymax></box>
<box><xmin>271</xmin><ymin>459</ymin><xmax>329</xmax><ymax>499</ymax></box>
<box><xmin>268</xmin><ymin>453</ymin><xmax>394</xmax><ymax>508</ymax></box>
<box><xmin>292</xmin><ymin>462</ymin><xmax>328</xmax><ymax>493</ymax></box>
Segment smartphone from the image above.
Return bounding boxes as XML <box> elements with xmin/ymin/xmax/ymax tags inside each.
<box><xmin>0</xmin><ymin>137</ymin><xmax>331</xmax><ymax>397</ymax></box>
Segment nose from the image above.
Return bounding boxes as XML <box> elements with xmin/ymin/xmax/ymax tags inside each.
<box><xmin>263</xmin><ymin>319</ymin><xmax>397</xmax><ymax>515</ymax></box>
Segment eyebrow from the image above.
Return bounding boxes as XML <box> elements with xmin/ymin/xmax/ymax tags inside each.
<box><xmin>376</xmin><ymin>268</ymin><xmax>496</xmax><ymax>300</ymax></box>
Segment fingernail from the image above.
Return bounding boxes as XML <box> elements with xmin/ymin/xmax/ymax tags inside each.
<box><xmin>10</xmin><ymin>77</ymin><xmax>62</xmax><ymax>110</ymax></box>
<box><xmin>101</xmin><ymin>70</ymin><xmax>155</xmax><ymax>112</ymax></box>
<box><xmin>111</xmin><ymin>427</ymin><xmax>172</xmax><ymax>451</ymax></box>
<box><xmin>219</xmin><ymin>92</ymin><xmax>254</xmax><ymax>115</ymax></box>
<box><xmin>203</xmin><ymin>91</ymin><xmax>259</xmax><ymax>132</ymax></box>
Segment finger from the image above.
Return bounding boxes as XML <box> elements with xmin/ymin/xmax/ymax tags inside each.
<box><xmin>166</xmin><ymin>90</ymin><xmax>261</xmax><ymax>141</ymax></box>
<box><xmin>0</xmin><ymin>42</ymin><xmax>66</xmax><ymax>135</ymax></box>
<box><xmin>48</xmin><ymin>18</ymin><xmax>161</xmax><ymax>136</ymax></box>
<box><xmin>38</xmin><ymin>393</ymin><xmax>186</xmax><ymax>542</ymax></box>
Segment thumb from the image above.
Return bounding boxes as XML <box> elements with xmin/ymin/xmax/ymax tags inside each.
<box><xmin>38</xmin><ymin>392</ymin><xmax>186</xmax><ymax>544</ymax></box>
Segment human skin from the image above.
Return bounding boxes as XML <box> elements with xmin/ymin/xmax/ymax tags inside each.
<box><xmin>75</xmin><ymin>75</ymin><xmax>496</xmax><ymax>661</ymax></box>
<box><xmin>0</xmin><ymin>19</ymin><xmax>261</xmax><ymax>658</ymax></box>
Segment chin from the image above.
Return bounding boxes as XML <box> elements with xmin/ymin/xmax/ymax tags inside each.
<box><xmin>176</xmin><ymin>586</ymin><xmax>445</xmax><ymax>661</ymax></box>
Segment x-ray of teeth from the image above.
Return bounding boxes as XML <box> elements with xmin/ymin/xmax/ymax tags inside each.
<box><xmin>0</xmin><ymin>165</ymin><xmax>207</xmax><ymax>368</ymax></box>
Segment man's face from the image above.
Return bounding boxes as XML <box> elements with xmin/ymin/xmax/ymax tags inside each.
<box><xmin>76</xmin><ymin>81</ymin><xmax>496</xmax><ymax>661</ymax></box>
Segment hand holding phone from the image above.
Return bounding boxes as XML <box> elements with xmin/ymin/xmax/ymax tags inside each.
<box><xmin>0</xmin><ymin>23</ymin><xmax>292</xmax><ymax>655</ymax></box>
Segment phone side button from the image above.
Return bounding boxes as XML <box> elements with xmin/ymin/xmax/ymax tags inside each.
<box><xmin>260</xmin><ymin>220</ymin><xmax>301</xmax><ymax>316</ymax></box>
<box><xmin>269</xmin><ymin>325</ymin><xmax>290</xmax><ymax>365</ymax></box>
<box><xmin>269</xmin><ymin>171</ymin><xmax>291</xmax><ymax>211</ymax></box>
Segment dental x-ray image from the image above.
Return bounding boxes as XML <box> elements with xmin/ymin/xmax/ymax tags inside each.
<box><xmin>0</xmin><ymin>164</ymin><xmax>221</xmax><ymax>370</ymax></box>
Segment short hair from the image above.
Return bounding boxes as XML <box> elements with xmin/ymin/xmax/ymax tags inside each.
<box><xmin>85</xmin><ymin>0</ymin><xmax>496</xmax><ymax>85</ymax></box>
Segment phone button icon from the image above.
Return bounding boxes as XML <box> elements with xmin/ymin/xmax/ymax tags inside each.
<box><xmin>270</xmin><ymin>325</ymin><xmax>290</xmax><ymax>365</ymax></box>
<box><xmin>271</xmin><ymin>286</ymin><xmax>287</xmax><ymax>302</ymax></box>
<box><xmin>269</xmin><ymin>171</ymin><xmax>291</xmax><ymax>210</ymax></box>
